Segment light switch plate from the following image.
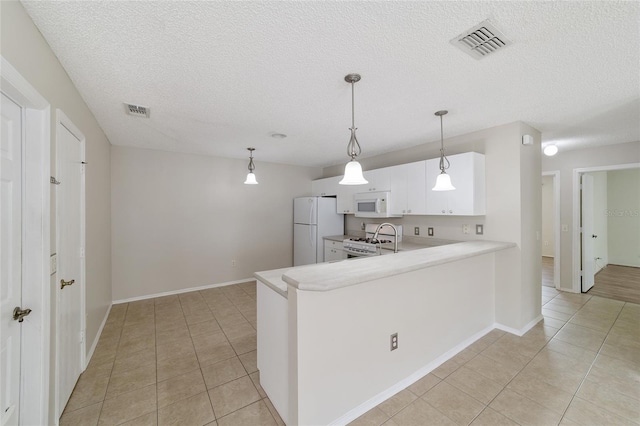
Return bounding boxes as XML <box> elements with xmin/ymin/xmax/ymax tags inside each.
<box><xmin>476</xmin><ymin>224</ymin><xmax>484</xmax><ymax>235</ymax></box>
<box><xmin>427</xmin><ymin>227</ymin><xmax>434</xmax><ymax>236</ymax></box>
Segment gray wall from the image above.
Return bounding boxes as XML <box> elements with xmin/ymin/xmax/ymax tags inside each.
<box><xmin>607</xmin><ymin>168</ymin><xmax>640</xmax><ymax>267</ymax></box>
<box><xmin>541</xmin><ymin>175</ymin><xmax>555</xmax><ymax>257</ymax></box>
<box><xmin>111</xmin><ymin>146</ymin><xmax>320</xmax><ymax>301</ymax></box>
<box><xmin>1</xmin><ymin>2</ymin><xmax>112</xmax><ymax>422</ymax></box>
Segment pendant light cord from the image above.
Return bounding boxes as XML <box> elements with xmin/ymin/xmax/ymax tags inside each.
<box><xmin>438</xmin><ymin>113</ymin><xmax>450</xmax><ymax>173</ymax></box>
<box><xmin>347</xmin><ymin>79</ymin><xmax>362</xmax><ymax>160</ymax></box>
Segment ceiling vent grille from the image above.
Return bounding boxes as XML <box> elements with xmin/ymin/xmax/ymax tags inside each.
<box><xmin>124</xmin><ymin>103</ymin><xmax>150</xmax><ymax>118</ymax></box>
<box><xmin>450</xmin><ymin>20</ymin><xmax>511</xmax><ymax>60</ymax></box>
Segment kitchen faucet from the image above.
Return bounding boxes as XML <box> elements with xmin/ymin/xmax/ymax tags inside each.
<box><xmin>372</xmin><ymin>222</ymin><xmax>399</xmax><ymax>254</ymax></box>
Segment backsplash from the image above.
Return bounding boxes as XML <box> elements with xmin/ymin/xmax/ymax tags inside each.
<box><xmin>346</xmin><ymin>214</ymin><xmax>487</xmax><ymax>242</ymax></box>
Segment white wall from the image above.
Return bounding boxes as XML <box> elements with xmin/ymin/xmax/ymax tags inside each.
<box><xmin>607</xmin><ymin>168</ymin><xmax>640</xmax><ymax>267</ymax></box>
<box><xmin>590</xmin><ymin>172</ymin><xmax>609</xmax><ymax>272</ymax></box>
<box><xmin>111</xmin><ymin>146</ymin><xmax>320</xmax><ymax>301</ymax></box>
<box><xmin>326</xmin><ymin>121</ymin><xmax>541</xmax><ymax>330</ymax></box>
<box><xmin>541</xmin><ymin>175</ymin><xmax>555</xmax><ymax>257</ymax></box>
<box><xmin>1</xmin><ymin>2</ymin><xmax>112</xmax><ymax>423</ymax></box>
<box><xmin>290</xmin><ymin>253</ymin><xmax>497</xmax><ymax>425</ymax></box>
<box><xmin>542</xmin><ymin>141</ymin><xmax>640</xmax><ymax>290</ymax></box>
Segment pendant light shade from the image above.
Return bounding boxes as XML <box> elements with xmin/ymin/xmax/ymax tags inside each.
<box><xmin>433</xmin><ymin>172</ymin><xmax>456</xmax><ymax>191</ymax></box>
<box><xmin>244</xmin><ymin>147</ymin><xmax>258</xmax><ymax>185</ymax></box>
<box><xmin>339</xmin><ymin>73</ymin><xmax>368</xmax><ymax>186</ymax></box>
<box><xmin>432</xmin><ymin>110</ymin><xmax>455</xmax><ymax>191</ymax></box>
<box><xmin>340</xmin><ymin>159</ymin><xmax>368</xmax><ymax>185</ymax></box>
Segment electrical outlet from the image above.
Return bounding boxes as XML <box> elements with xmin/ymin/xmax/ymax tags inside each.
<box><xmin>476</xmin><ymin>224</ymin><xmax>484</xmax><ymax>235</ymax></box>
<box><xmin>463</xmin><ymin>224</ymin><xmax>470</xmax><ymax>234</ymax></box>
<box><xmin>428</xmin><ymin>227</ymin><xmax>434</xmax><ymax>236</ymax></box>
<box><xmin>390</xmin><ymin>333</ymin><xmax>398</xmax><ymax>351</ymax></box>
<box><xmin>414</xmin><ymin>226</ymin><xmax>419</xmax><ymax>236</ymax></box>
<box><xmin>361</xmin><ymin>222</ymin><xmax>366</xmax><ymax>230</ymax></box>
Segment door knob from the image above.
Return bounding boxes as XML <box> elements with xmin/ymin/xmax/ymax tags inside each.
<box><xmin>60</xmin><ymin>279</ymin><xmax>75</xmax><ymax>289</ymax></box>
<box><xmin>13</xmin><ymin>307</ymin><xmax>32</xmax><ymax>323</ymax></box>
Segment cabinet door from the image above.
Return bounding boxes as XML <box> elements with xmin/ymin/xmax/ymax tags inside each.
<box><xmin>405</xmin><ymin>161</ymin><xmax>426</xmax><ymax>215</ymax></box>
<box><xmin>425</xmin><ymin>157</ymin><xmax>449</xmax><ymax>214</ymax></box>
<box><xmin>312</xmin><ymin>176</ymin><xmax>340</xmax><ymax>197</ymax></box>
<box><xmin>389</xmin><ymin>164</ymin><xmax>408</xmax><ymax>215</ymax></box>
<box><xmin>336</xmin><ymin>184</ymin><xmax>357</xmax><ymax>214</ymax></box>
<box><xmin>324</xmin><ymin>240</ymin><xmax>347</xmax><ymax>262</ymax></box>
<box><xmin>362</xmin><ymin>168</ymin><xmax>390</xmax><ymax>192</ymax></box>
<box><xmin>447</xmin><ymin>153</ymin><xmax>474</xmax><ymax>215</ymax></box>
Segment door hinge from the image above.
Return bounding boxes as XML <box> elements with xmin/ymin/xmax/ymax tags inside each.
<box><xmin>79</xmin><ymin>331</ymin><xmax>85</xmax><ymax>344</ymax></box>
<box><xmin>80</xmin><ymin>247</ymin><xmax>85</xmax><ymax>258</ymax></box>
<box><xmin>50</xmin><ymin>176</ymin><xmax>61</xmax><ymax>185</ymax></box>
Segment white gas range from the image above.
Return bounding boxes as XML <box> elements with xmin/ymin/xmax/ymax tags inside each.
<box><xmin>342</xmin><ymin>224</ymin><xmax>403</xmax><ymax>257</ymax></box>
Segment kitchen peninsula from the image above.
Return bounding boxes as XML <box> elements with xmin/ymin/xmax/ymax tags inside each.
<box><xmin>256</xmin><ymin>240</ymin><xmax>518</xmax><ymax>426</ymax></box>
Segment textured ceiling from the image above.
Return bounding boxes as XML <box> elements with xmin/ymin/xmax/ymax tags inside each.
<box><xmin>21</xmin><ymin>1</ymin><xmax>640</xmax><ymax>168</ymax></box>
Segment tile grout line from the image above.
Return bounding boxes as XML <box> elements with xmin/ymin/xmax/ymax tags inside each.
<box><xmin>444</xmin><ymin>292</ymin><xmax>594</xmax><ymax>426</ymax></box>
<box><xmin>556</xmin><ymin>300</ymin><xmax>628</xmax><ymax>425</ymax></box>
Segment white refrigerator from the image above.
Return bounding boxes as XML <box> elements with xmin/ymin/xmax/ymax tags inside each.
<box><xmin>293</xmin><ymin>197</ymin><xmax>344</xmax><ymax>266</ymax></box>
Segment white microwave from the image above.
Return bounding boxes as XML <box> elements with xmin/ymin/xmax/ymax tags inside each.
<box><xmin>353</xmin><ymin>191</ymin><xmax>401</xmax><ymax>218</ymax></box>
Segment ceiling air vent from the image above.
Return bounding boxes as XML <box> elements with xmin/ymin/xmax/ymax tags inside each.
<box><xmin>450</xmin><ymin>20</ymin><xmax>511</xmax><ymax>60</ymax></box>
<box><xmin>124</xmin><ymin>103</ymin><xmax>150</xmax><ymax>118</ymax></box>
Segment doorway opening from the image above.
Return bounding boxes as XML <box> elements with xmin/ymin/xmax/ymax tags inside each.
<box><xmin>573</xmin><ymin>164</ymin><xmax>640</xmax><ymax>303</ymax></box>
<box><xmin>542</xmin><ymin>171</ymin><xmax>560</xmax><ymax>289</ymax></box>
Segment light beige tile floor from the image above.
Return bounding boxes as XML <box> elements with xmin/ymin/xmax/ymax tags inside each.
<box><xmin>60</xmin><ymin>283</ymin><xmax>639</xmax><ymax>426</ymax></box>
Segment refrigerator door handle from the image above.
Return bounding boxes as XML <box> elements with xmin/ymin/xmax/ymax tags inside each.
<box><xmin>309</xmin><ymin>224</ymin><xmax>313</xmax><ymax>246</ymax></box>
<box><xmin>308</xmin><ymin>198</ymin><xmax>314</xmax><ymax>226</ymax></box>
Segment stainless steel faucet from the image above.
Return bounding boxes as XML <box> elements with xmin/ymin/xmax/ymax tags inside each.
<box><xmin>372</xmin><ymin>222</ymin><xmax>399</xmax><ymax>254</ymax></box>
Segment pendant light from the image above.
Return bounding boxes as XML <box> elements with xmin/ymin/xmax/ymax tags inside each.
<box><xmin>432</xmin><ymin>110</ymin><xmax>455</xmax><ymax>191</ymax></box>
<box><xmin>339</xmin><ymin>73</ymin><xmax>368</xmax><ymax>185</ymax></box>
<box><xmin>244</xmin><ymin>147</ymin><xmax>258</xmax><ymax>184</ymax></box>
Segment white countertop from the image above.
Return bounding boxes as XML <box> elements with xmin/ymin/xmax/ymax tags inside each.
<box><xmin>255</xmin><ymin>240</ymin><xmax>516</xmax><ymax>296</ymax></box>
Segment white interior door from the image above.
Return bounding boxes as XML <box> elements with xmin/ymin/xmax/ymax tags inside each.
<box><xmin>1</xmin><ymin>93</ymin><xmax>24</xmax><ymax>425</ymax></box>
<box><xmin>581</xmin><ymin>173</ymin><xmax>596</xmax><ymax>292</ymax></box>
<box><xmin>56</xmin><ymin>118</ymin><xmax>85</xmax><ymax>415</ymax></box>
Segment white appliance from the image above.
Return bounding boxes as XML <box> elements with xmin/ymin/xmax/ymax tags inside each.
<box><xmin>354</xmin><ymin>191</ymin><xmax>401</xmax><ymax>218</ymax></box>
<box><xmin>294</xmin><ymin>197</ymin><xmax>344</xmax><ymax>266</ymax></box>
<box><xmin>343</xmin><ymin>224</ymin><xmax>403</xmax><ymax>257</ymax></box>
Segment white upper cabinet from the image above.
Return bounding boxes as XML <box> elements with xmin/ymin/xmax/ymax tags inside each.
<box><xmin>389</xmin><ymin>161</ymin><xmax>426</xmax><ymax>215</ymax></box>
<box><xmin>311</xmin><ymin>175</ymin><xmax>340</xmax><ymax>197</ymax></box>
<box><xmin>362</xmin><ymin>168</ymin><xmax>390</xmax><ymax>192</ymax></box>
<box><xmin>336</xmin><ymin>184</ymin><xmax>357</xmax><ymax>214</ymax></box>
<box><xmin>425</xmin><ymin>152</ymin><xmax>485</xmax><ymax>215</ymax></box>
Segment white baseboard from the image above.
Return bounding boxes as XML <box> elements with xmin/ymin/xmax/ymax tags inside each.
<box><xmin>84</xmin><ymin>303</ymin><xmax>112</xmax><ymax>369</ymax></box>
<box><xmin>494</xmin><ymin>314</ymin><xmax>543</xmax><ymax>337</ymax></box>
<box><xmin>328</xmin><ymin>325</ymin><xmax>495</xmax><ymax>426</ymax></box>
<box><xmin>112</xmin><ymin>277</ymin><xmax>256</xmax><ymax>305</ymax></box>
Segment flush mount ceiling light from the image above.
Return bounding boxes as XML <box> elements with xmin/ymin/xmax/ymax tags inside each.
<box><xmin>244</xmin><ymin>147</ymin><xmax>258</xmax><ymax>184</ymax></box>
<box><xmin>339</xmin><ymin>73</ymin><xmax>368</xmax><ymax>185</ymax></box>
<box><xmin>432</xmin><ymin>110</ymin><xmax>456</xmax><ymax>191</ymax></box>
<box><xmin>543</xmin><ymin>145</ymin><xmax>559</xmax><ymax>156</ymax></box>
<box><xmin>270</xmin><ymin>133</ymin><xmax>287</xmax><ymax>139</ymax></box>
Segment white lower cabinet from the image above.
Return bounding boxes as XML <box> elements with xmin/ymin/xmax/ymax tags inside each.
<box><xmin>425</xmin><ymin>152</ymin><xmax>485</xmax><ymax>215</ymax></box>
<box><xmin>324</xmin><ymin>240</ymin><xmax>347</xmax><ymax>262</ymax></box>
